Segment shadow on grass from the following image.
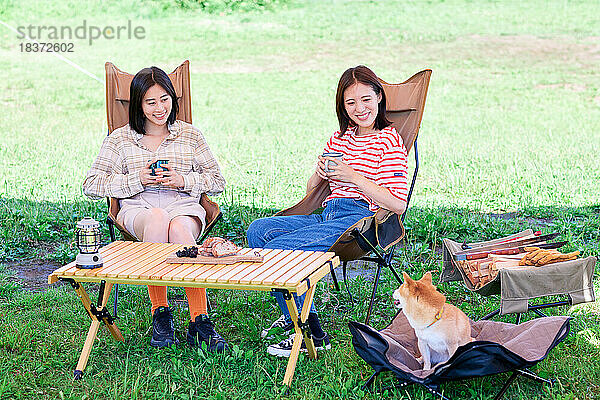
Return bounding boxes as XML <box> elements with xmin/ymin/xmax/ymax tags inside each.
<box><xmin>1</xmin><ymin>195</ymin><xmax>598</xmax><ymax>264</ymax></box>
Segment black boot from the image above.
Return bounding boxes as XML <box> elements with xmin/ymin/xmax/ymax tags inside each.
<box><xmin>151</xmin><ymin>306</ymin><xmax>179</xmax><ymax>347</ymax></box>
<box><xmin>187</xmin><ymin>315</ymin><xmax>228</xmax><ymax>353</ymax></box>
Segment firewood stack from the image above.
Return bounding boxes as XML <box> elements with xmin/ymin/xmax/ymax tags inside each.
<box><xmin>457</xmin><ymin>258</ymin><xmax>499</xmax><ymax>289</ymax></box>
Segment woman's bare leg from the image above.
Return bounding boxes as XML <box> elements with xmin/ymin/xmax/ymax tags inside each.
<box><xmin>169</xmin><ymin>216</ymin><xmax>207</xmax><ymax>320</ymax></box>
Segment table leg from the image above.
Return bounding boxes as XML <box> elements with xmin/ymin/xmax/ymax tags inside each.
<box><xmin>74</xmin><ymin>320</ymin><xmax>101</xmax><ymax>379</ymax></box>
<box><xmin>67</xmin><ymin>280</ymin><xmax>123</xmax><ymax>380</ymax></box>
<box><xmin>99</xmin><ymin>283</ymin><xmax>124</xmax><ymax>341</ymax></box>
<box><xmin>298</xmin><ymin>286</ymin><xmax>317</xmax><ymax>359</ymax></box>
<box><xmin>282</xmin><ymin>296</ymin><xmax>303</xmax><ymax>387</ymax></box>
<box><xmin>282</xmin><ymin>285</ymin><xmax>318</xmax><ymax>387</ymax></box>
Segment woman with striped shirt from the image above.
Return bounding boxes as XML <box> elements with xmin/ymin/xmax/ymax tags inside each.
<box><xmin>247</xmin><ymin>65</ymin><xmax>409</xmax><ymax>357</ymax></box>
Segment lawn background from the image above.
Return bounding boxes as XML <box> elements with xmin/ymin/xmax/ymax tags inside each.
<box><xmin>0</xmin><ymin>0</ymin><xmax>599</xmax><ymax>399</ymax></box>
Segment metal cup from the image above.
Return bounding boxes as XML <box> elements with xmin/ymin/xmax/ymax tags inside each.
<box><xmin>322</xmin><ymin>152</ymin><xmax>343</xmax><ymax>173</ymax></box>
<box><xmin>150</xmin><ymin>159</ymin><xmax>169</xmax><ymax>176</ymax></box>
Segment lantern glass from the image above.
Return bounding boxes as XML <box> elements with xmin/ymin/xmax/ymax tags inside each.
<box><xmin>76</xmin><ymin>218</ymin><xmax>101</xmax><ymax>254</ymax></box>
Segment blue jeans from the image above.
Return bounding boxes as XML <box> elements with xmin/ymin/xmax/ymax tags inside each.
<box><xmin>247</xmin><ymin>198</ymin><xmax>374</xmax><ymax>322</ymax></box>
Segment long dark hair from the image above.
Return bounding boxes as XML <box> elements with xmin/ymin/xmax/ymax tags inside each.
<box><xmin>335</xmin><ymin>65</ymin><xmax>391</xmax><ymax>136</ymax></box>
<box><xmin>129</xmin><ymin>66</ymin><xmax>178</xmax><ymax>135</ymax></box>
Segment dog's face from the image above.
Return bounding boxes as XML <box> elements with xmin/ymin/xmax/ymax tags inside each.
<box><xmin>393</xmin><ymin>271</ymin><xmax>434</xmax><ymax>309</ymax></box>
<box><xmin>393</xmin><ymin>282</ymin><xmax>409</xmax><ymax>309</ymax></box>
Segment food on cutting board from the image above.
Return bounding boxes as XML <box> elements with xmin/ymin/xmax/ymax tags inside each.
<box><xmin>175</xmin><ymin>237</ymin><xmax>241</xmax><ymax>258</ymax></box>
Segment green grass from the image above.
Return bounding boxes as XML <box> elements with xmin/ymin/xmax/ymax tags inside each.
<box><xmin>0</xmin><ymin>0</ymin><xmax>599</xmax><ymax>398</ymax></box>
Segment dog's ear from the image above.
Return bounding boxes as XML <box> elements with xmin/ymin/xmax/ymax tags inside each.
<box><xmin>421</xmin><ymin>271</ymin><xmax>433</xmax><ymax>285</ymax></box>
<box><xmin>402</xmin><ymin>271</ymin><xmax>413</xmax><ymax>284</ymax></box>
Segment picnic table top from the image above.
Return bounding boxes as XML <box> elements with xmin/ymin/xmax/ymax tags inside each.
<box><xmin>48</xmin><ymin>241</ymin><xmax>339</xmax><ymax>295</ymax></box>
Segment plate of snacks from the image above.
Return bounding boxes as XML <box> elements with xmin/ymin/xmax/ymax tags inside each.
<box><xmin>165</xmin><ymin>237</ymin><xmax>263</xmax><ymax>264</ymax></box>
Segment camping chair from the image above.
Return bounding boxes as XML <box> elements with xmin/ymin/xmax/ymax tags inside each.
<box><xmin>441</xmin><ymin>229</ymin><xmax>596</xmax><ymax>323</ymax></box>
<box><xmin>104</xmin><ymin>60</ymin><xmax>222</xmax><ymax>244</ymax></box>
<box><xmin>276</xmin><ymin>70</ymin><xmax>432</xmax><ymax>324</ymax></box>
<box><xmin>349</xmin><ymin>311</ymin><xmax>570</xmax><ymax>399</ymax></box>
<box><xmin>104</xmin><ymin>60</ymin><xmax>222</xmax><ymax>314</ymax></box>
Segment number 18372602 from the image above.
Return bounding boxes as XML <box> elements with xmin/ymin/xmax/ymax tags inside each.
<box><xmin>20</xmin><ymin>42</ymin><xmax>74</xmax><ymax>52</ymax></box>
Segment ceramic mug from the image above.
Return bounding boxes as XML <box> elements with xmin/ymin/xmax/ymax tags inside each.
<box><xmin>322</xmin><ymin>152</ymin><xmax>343</xmax><ymax>173</ymax></box>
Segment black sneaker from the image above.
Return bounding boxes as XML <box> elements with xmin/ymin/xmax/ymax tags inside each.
<box><xmin>261</xmin><ymin>315</ymin><xmax>294</xmax><ymax>340</ymax></box>
<box><xmin>150</xmin><ymin>306</ymin><xmax>179</xmax><ymax>347</ymax></box>
<box><xmin>266</xmin><ymin>332</ymin><xmax>331</xmax><ymax>358</ymax></box>
<box><xmin>187</xmin><ymin>315</ymin><xmax>228</xmax><ymax>353</ymax></box>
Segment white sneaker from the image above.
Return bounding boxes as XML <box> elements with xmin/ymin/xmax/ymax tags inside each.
<box><xmin>261</xmin><ymin>315</ymin><xmax>294</xmax><ymax>340</ymax></box>
<box><xmin>267</xmin><ymin>333</ymin><xmax>331</xmax><ymax>358</ymax></box>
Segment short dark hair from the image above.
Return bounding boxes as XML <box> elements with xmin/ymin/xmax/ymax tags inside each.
<box><xmin>335</xmin><ymin>65</ymin><xmax>391</xmax><ymax>136</ymax></box>
<box><xmin>128</xmin><ymin>66</ymin><xmax>179</xmax><ymax>135</ymax></box>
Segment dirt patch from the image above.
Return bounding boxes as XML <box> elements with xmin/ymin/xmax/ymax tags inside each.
<box><xmin>535</xmin><ymin>83</ymin><xmax>588</xmax><ymax>92</ymax></box>
<box><xmin>4</xmin><ymin>259</ymin><xmax>63</xmax><ymax>292</ymax></box>
<box><xmin>190</xmin><ymin>34</ymin><xmax>600</xmax><ymax>74</ymax></box>
<box><xmin>488</xmin><ymin>212</ymin><xmax>555</xmax><ymax>227</ymax></box>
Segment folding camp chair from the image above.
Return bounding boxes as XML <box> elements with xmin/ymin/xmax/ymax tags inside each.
<box><xmin>350</xmin><ymin>311</ymin><xmax>571</xmax><ymax>400</ymax></box>
<box><xmin>276</xmin><ymin>70</ymin><xmax>432</xmax><ymax>324</ymax></box>
<box><xmin>104</xmin><ymin>60</ymin><xmax>222</xmax><ymax>244</ymax></box>
<box><xmin>103</xmin><ymin>60</ymin><xmax>222</xmax><ymax>313</ymax></box>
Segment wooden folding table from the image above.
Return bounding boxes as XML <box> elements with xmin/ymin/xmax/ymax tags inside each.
<box><xmin>48</xmin><ymin>241</ymin><xmax>339</xmax><ymax>386</ymax></box>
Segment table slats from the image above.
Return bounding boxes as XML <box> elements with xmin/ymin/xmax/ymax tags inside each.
<box><xmin>245</xmin><ymin>250</ymin><xmax>314</xmax><ymax>285</ymax></box>
<box><xmin>49</xmin><ymin>242</ymin><xmax>338</xmax><ymax>291</ymax></box>
<box><xmin>82</xmin><ymin>242</ymin><xmax>155</xmax><ymax>277</ymax></box>
<box><xmin>231</xmin><ymin>250</ymin><xmax>299</xmax><ymax>284</ymax></box>
<box><xmin>274</xmin><ymin>252</ymin><xmax>336</xmax><ymax>286</ymax></box>
<box><xmin>263</xmin><ymin>251</ymin><xmax>326</xmax><ymax>285</ymax></box>
<box><xmin>62</xmin><ymin>241</ymin><xmax>134</xmax><ymax>276</ymax></box>
<box><xmin>204</xmin><ymin>249</ymin><xmax>273</xmax><ymax>283</ymax></box>
<box><xmin>213</xmin><ymin>249</ymin><xmax>284</xmax><ymax>284</ymax></box>
<box><xmin>106</xmin><ymin>243</ymin><xmax>181</xmax><ymax>278</ymax></box>
<box><xmin>116</xmin><ymin>243</ymin><xmax>181</xmax><ymax>278</ymax></box>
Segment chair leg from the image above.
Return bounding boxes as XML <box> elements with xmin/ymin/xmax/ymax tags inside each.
<box><xmin>206</xmin><ymin>291</ymin><xmax>212</xmax><ymax>313</ymax></box>
<box><xmin>479</xmin><ymin>308</ymin><xmax>501</xmax><ymax>321</ymax></box>
<box><xmin>517</xmin><ymin>368</ymin><xmax>554</xmax><ymax>385</ymax></box>
<box><xmin>362</xmin><ymin>371</ymin><xmax>379</xmax><ymax>390</ymax></box>
<box><xmin>494</xmin><ymin>371</ymin><xmax>519</xmax><ymax>400</ymax></box>
<box><xmin>422</xmin><ymin>383</ymin><xmax>450</xmax><ymax>400</ymax></box>
<box><xmin>342</xmin><ymin>262</ymin><xmax>354</xmax><ymax>307</ymax></box>
<box><xmin>365</xmin><ymin>262</ymin><xmax>383</xmax><ymax>325</ymax></box>
<box><xmin>113</xmin><ymin>283</ymin><xmax>119</xmax><ymax>319</ymax></box>
<box><xmin>330</xmin><ymin>261</ymin><xmax>340</xmax><ymax>292</ymax></box>
<box><xmin>532</xmin><ymin>308</ymin><xmax>548</xmax><ymax>318</ymax></box>
<box><xmin>387</xmin><ymin>262</ymin><xmax>403</xmax><ymax>284</ymax></box>
<box><xmin>107</xmin><ymin>217</ymin><xmax>116</xmax><ymax>242</ymax></box>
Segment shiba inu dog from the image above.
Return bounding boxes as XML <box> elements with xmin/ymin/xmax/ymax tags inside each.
<box><xmin>393</xmin><ymin>271</ymin><xmax>473</xmax><ymax>370</ymax></box>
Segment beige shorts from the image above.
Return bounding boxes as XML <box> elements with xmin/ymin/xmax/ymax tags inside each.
<box><xmin>117</xmin><ymin>188</ymin><xmax>206</xmax><ymax>240</ymax></box>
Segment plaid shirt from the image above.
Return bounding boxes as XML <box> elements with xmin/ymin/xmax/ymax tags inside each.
<box><xmin>83</xmin><ymin>120</ymin><xmax>225</xmax><ymax>200</ymax></box>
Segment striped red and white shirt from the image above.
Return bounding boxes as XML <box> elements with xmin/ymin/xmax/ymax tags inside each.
<box><xmin>322</xmin><ymin>125</ymin><xmax>408</xmax><ymax>211</ymax></box>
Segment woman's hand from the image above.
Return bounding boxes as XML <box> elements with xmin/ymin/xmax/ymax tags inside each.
<box><xmin>315</xmin><ymin>155</ymin><xmax>330</xmax><ymax>180</ymax></box>
<box><xmin>325</xmin><ymin>158</ymin><xmax>359</xmax><ymax>186</ymax></box>
<box><xmin>156</xmin><ymin>162</ymin><xmax>184</xmax><ymax>189</ymax></box>
<box><xmin>140</xmin><ymin>158</ymin><xmax>159</xmax><ymax>186</ymax></box>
